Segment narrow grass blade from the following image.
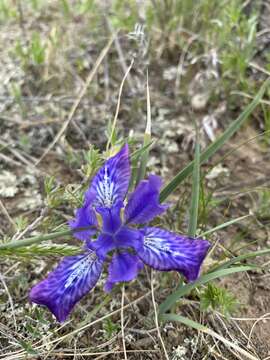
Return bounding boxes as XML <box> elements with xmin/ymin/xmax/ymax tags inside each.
<box><xmin>136</xmin><ymin>69</ymin><xmax>152</xmax><ymax>184</ymax></box>
<box><xmin>129</xmin><ymin>141</ymin><xmax>154</xmax><ymax>191</ymax></box>
<box><xmin>160</xmin><ymin>314</ymin><xmax>259</xmax><ymax>360</ymax></box>
<box><xmin>130</xmin><ymin>141</ymin><xmax>154</xmax><ymax>161</ymax></box>
<box><xmin>200</xmin><ymin>214</ymin><xmax>250</xmax><ymax>237</ymax></box>
<box><xmin>188</xmin><ymin>138</ymin><xmax>200</xmax><ymax>237</ymax></box>
<box><xmin>159</xmin><ymin>265</ymin><xmax>256</xmax><ymax>314</ymax></box>
<box><xmin>211</xmin><ymin>248</ymin><xmax>270</xmax><ymax>272</ymax></box>
<box><xmin>160</xmin><ymin>313</ymin><xmax>207</xmax><ymax>331</ymax></box>
<box><xmin>159</xmin><ymin>78</ymin><xmax>270</xmax><ymax>202</ymax></box>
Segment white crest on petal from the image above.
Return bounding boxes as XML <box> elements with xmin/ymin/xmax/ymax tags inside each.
<box><xmin>144</xmin><ymin>236</ymin><xmax>171</xmax><ymax>253</ymax></box>
<box><xmin>96</xmin><ymin>166</ymin><xmax>116</xmax><ymax>207</ymax></box>
<box><xmin>64</xmin><ymin>252</ymin><xmax>97</xmax><ymax>289</ymax></box>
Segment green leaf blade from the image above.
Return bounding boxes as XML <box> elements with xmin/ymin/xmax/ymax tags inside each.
<box><xmin>160</xmin><ymin>313</ymin><xmax>207</xmax><ymax>331</ymax></box>
<box><xmin>200</xmin><ymin>214</ymin><xmax>250</xmax><ymax>237</ymax></box>
<box><xmin>136</xmin><ymin>70</ymin><xmax>152</xmax><ymax>185</ymax></box>
<box><xmin>211</xmin><ymin>248</ymin><xmax>270</xmax><ymax>272</ymax></box>
<box><xmin>188</xmin><ymin>140</ymin><xmax>200</xmax><ymax>237</ymax></box>
<box><xmin>159</xmin><ymin>265</ymin><xmax>256</xmax><ymax>314</ymax></box>
<box><xmin>160</xmin><ymin>78</ymin><xmax>270</xmax><ymax>202</ymax></box>
<box><xmin>160</xmin><ymin>313</ymin><xmax>259</xmax><ymax>360</ymax></box>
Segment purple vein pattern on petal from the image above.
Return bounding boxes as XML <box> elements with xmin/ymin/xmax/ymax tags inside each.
<box><xmin>138</xmin><ymin>227</ymin><xmax>211</xmax><ymax>282</ymax></box>
<box><xmin>104</xmin><ymin>252</ymin><xmax>143</xmax><ymax>292</ymax></box>
<box><xmin>89</xmin><ymin>144</ymin><xmax>130</xmax><ymax>208</ymax></box>
<box><xmin>124</xmin><ymin>175</ymin><xmax>169</xmax><ymax>224</ymax></box>
<box><xmin>30</xmin><ymin>251</ymin><xmax>103</xmax><ymax>322</ymax></box>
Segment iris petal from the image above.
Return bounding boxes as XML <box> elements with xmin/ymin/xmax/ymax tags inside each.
<box><xmin>138</xmin><ymin>227</ymin><xmax>210</xmax><ymax>281</ymax></box>
<box><xmin>104</xmin><ymin>252</ymin><xmax>143</xmax><ymax>292</ymax></box>
<box><xmin>68</xmin><ymin>204</ymin><xmax>97</xmax><ymax>241</ymax></box>
<box><xmin>88</xmin><ymin>144</ymin><xmax>130</xmax><ymax>208</ymax></box>
<box><xmin>124</xmin><ymin>175</ymin><xmax>169</xmax><ymax>224</ymax></box>
<box><xmin>96</xmin><ymin>201</ymin><xmax>123</xmax><ymax>234</ymax></box>
<box><xmin>30</xmin><ymin>251</ymin><xmax>103</xmax><ymax>322</ymax></box>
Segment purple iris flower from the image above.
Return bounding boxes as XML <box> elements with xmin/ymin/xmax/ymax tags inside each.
<box><xmin>30</xmin><ymin>144</ymin><xmax>210</xmax><ymax>322</ymax></box>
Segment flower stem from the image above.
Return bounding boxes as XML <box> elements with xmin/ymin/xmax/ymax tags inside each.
<box><xmin>0</xmin><ymin>229</ymin><xmax>72</xmax><ymax>251</ymax></box>
<box><xmin>0</xmin><ymin>226</ymin><xmax>96</xmax><ymax>251</ymax></box>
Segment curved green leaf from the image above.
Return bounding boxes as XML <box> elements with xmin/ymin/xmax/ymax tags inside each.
<box><xmin>159</xmin><ymin>265</ymin><xmax>256</xmax><ymax>314</ymax></box>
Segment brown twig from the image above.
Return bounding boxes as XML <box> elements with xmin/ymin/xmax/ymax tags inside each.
<box><xmin>0</xmin><ymin>200</ymin><xmax>16</xmax><ymax>231</ymax></box>
<box><xmin>150</xmin><ymin>270</ymin><xmax>169</xmax><ymax>360</ymax></box>
<box><xmin>106</xmin><ymin>58</ymin><xmax>134</xmax><ymax>151</ymax></box>
<box><xmin>121</xmin><ymin>285</ymin><xmax>128</xmax><ymax>360</ymax></box>
<box><xmin>107</xmin><ymin>20</ymin><xmax>136</xmax><ymax>92</ymax></box>
<box><xmin>6</xmin><ymin>289</ymin><xmax>156</xmax><ymax>359</ymax></box>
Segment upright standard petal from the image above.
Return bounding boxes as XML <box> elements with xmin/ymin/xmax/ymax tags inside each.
<box><xmin>68</xmin><ymin>204</ymin><xmax>98</xmax><ymax>241</ymax></box>
<box><xmin>138</xmin><ymin>227</ymin><xmax>210</xmax><ymax>281</ymax></box>
<box><xmin>104</xmin><ymin>252</ymin><xmax>143</xmax><ymax>292</ymax></box>
<box><xmin>96</xmin><ymin>201</ymin><xmax>123</xmax><ymax>234</ymax></box>
<box><xmin>88</xmin><ymin>144</ymin><xmax>130</xmax><ymax>208</ymax></box>
<box><xmin>124</xmin><ymin>175</ymin><xmax>168</xmax><ymax>224</ymax></box>
<box><xmin>30</xmin><ymin>251</ymin><xmax>103</xmax><ymax>322</ymax></box>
